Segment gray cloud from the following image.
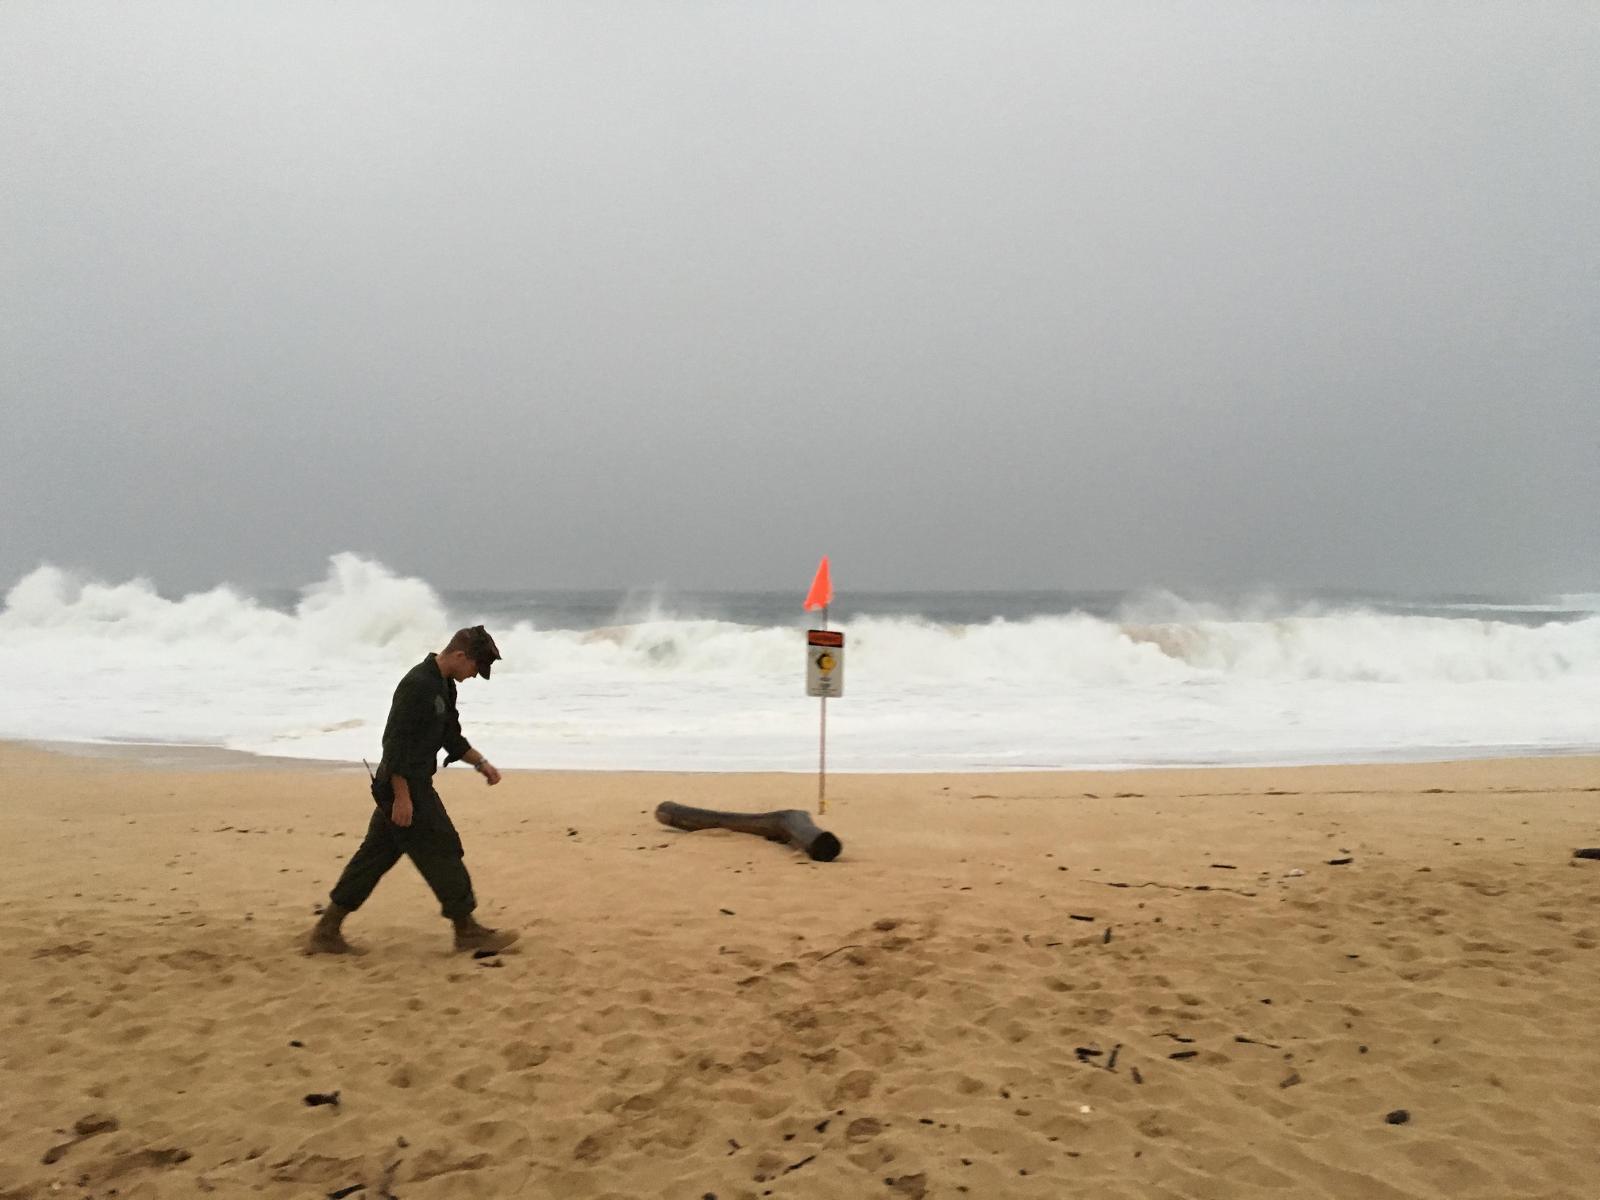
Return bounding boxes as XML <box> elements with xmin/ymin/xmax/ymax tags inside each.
<box><xmin>3</xmin><ymin>2</ymin><xmax>1596</xmax><ymax>594</ymax></box>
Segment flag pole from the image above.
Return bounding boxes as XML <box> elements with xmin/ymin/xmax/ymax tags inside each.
<box><xmin>804</xmin><ymin>556</ymin><xmax>833</xmax><ymax>816</ymax></box>
<box><xmin>818</xmin><ymin>603</ymin><xmax>828</xmax><ymax>815</ymax></box>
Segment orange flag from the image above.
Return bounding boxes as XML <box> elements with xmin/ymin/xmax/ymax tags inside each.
<box><xmin>803</xmin><ymin>556</ymin><xmax>833</xmax><ymax>611</ymax></box>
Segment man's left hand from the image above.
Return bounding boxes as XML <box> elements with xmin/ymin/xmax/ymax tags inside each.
<box><xmin>479</xmin><ymin>761</ymin><xmax>502</xmax><ymax>786</ymax></box>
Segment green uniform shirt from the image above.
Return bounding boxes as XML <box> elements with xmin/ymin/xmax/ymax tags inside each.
<box><xmin>376</xmin><ymin>654</ymin><xmax>474</xmax><ymax>786</ymax></box>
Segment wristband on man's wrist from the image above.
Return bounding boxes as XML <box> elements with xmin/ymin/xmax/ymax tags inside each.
<box><xmin>474</xmin><ymin>760</ymin><xmax>491</xmax><ymax>774</ymax></box>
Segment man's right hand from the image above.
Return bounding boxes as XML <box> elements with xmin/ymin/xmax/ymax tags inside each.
<box><xmin>390</xmin><ymin>776</ymin><xmax>414</xmax><ymax>827</ymax></box>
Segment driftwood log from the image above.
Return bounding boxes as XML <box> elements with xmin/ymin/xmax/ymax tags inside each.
<box><xmin>655</xmin><ymin>801</ymin><xmax>842</xmax><ymax>862</ymax></box>
<box><xmin>1575</xmin><ymin>848</ymin><xmax>1600</xmax><ymax>861</ymax></box>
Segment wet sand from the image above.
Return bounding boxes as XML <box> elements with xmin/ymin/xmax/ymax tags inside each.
<box><xmin>2</xmin><ymin>742</ymin><xmax>1597</xmax><ymax>1199</ymax></box>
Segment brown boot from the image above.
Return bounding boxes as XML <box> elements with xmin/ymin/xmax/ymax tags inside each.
<box><xmin>306</xmin><ymin>903</ymin><xmax>363</xmax><ymax>955</ymax></box>
<box><xmin>453</xmin><ymin>918</ymin><xmax>519</xmax><ymax>954</ymax></box>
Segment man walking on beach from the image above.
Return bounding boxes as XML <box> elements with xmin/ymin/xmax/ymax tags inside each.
<box><xmin>307</xmin><ymin>625</ymin><xmax>519</xmax><ymax>955</ymax></box>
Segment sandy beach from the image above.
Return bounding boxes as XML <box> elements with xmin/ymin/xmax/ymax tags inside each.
<box><xmin>1</xmin><ymin>743</ymin><xmax>1597</xmax><ymax>1200</ymax></box>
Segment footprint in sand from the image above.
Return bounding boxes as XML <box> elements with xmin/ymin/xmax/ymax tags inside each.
<box><xmin>407</xmin><ymin>1148</ymin><xmax>494</xmax><ymax>1183</ymax></box>
<box><xmin>452</xmin><ymin>1063</ymin><xmax>497</xmax><ymax>1093</ymax></box>
<box><xmin>502</xmin><ymin>1041</ymin><xmax>552</xmax><ymax>1070</ymax></box>
<box><xmin>846</xmin><ymin>1116</ymin><xmax>884</xmax><ymax>1142</ymax></box>
<box><xmin>828</xmin><ymin>1069</ymin><xmax>878</xmax><ymax>1104</ymax></box>
<box><xmin>32</xmin><ymin>941</ymin><xmax>94</xmax><ymax>960</ymax></box>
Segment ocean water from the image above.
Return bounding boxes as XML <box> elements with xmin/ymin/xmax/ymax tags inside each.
<box><xmin>1</xmin><ymin>553</ymin><xmax>1596</xmax><ymax>772</ymax></box>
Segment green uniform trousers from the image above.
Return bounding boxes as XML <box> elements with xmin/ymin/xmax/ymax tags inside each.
<box><xmin>329</xmin><ymin>779</ymin><xmax>477</xmax><ymax>920</ymax></box>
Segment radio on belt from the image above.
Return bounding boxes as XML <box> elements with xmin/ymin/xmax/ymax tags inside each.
<box><xmin>806</xmin><ymin>629</ymin><xmax>844</xmax><ymax>697</ymax></box>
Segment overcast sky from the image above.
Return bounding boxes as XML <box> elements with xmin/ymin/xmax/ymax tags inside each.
<box><xmin>2</xmin><ymin>2</ymin><xmax>1595</xmax><ymax>596</ymax></box>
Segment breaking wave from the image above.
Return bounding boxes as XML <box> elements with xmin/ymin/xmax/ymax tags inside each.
<box><xmin>3</xmin><ymin>555</ymin><xmax>1596</xmax><ymax>770</ymax></box>
<box><xmin>3</xmin><ymin>555</ymin><xmax>1595</xmax><ymax>686</ymax></box>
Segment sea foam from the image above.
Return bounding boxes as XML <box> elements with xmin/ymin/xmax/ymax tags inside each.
<box><xmin>2</xmin><ymin>555</ymin><xmax>1596</xmax><ymax>770</ymax></box>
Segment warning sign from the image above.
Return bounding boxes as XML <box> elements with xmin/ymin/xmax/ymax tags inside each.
<box><xmin>806</xmin><ymin>629</ymin><xmax>845</xmax><ymax>697</ymax></box>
